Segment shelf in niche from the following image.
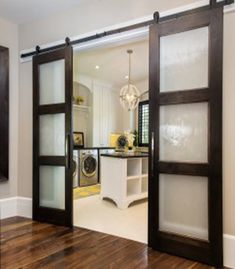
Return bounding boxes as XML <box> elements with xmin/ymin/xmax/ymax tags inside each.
<box><xmin>73</xmin><ymin>104</ymin><xmax>91</xmax><ymax>112</ymax></box>
<box><xmin>141</xmin><ymin>174</ymin><xmax>148</xmax><ymax>178</ymax></box>
<box><xmin>127</xmin><ymin>175</ymin><xmax>141</xmax><ymax>180</ymax></box>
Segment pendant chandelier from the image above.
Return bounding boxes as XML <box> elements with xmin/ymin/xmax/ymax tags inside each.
<box><xmin>119</xmin><ymin>49</ymin><xmax>140</xmax><ymax>111</ymax></box>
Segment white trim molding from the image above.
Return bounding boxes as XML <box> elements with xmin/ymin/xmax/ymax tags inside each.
<box><xmin>0</xmin><ymin>197</ymin><xmax>234</xmax><ymax>268</ymax></box>
<box><xmin>0</xmin><ymin>197</ymin><xmax>18</xmax><ymax>219</ymax></box>
<box><xmin>17</xmin><ymin>197</ymin><xmax>32</xmax><ymax>218</ymax></box>
<box><xmin>224</xmin><ymin>234</ymin><xmax>235</xmax><ymax>269</ymax></box>
<box><xmin>0</xmin><ymin>197</ymin><xmax>32</xmax><ymax>219</ymax></box>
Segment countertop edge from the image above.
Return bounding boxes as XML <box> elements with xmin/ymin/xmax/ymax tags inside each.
<box><xmin>101</xmin><ymin>153</ymin><xmax>149</xmax><ymax>159</ymax></box>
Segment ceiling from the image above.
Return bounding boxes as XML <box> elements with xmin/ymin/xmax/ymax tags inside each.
<box><xmin>74</xmin><ymin>38</ymin><xmax>149</xmax><ymax>88</ymax></box>
<box><xmin>0</xmin><ymin>0</ymin><xmax>85</xmax><ymax>24</ymax></box>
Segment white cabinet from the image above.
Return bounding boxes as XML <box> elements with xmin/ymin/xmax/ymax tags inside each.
<box><xmin>92</xmin><ymin>82</ymin><xmax>122</xmax><ymax>147</ymax></box>
<box><xmin>100</xmin><ymin>156</ymin><xmax>148</xmax><ymax>209</ymax></box>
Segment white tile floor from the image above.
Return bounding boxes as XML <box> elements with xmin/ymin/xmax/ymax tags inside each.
<box><xmin>73</xmin><ymin>195</ymin><xmax>148</xmax><ymax>243</ymax></box>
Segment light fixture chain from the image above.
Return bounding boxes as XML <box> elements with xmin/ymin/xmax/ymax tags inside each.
<box><xmin>129</xmin><ymin>51</ymin><xmax>131</xmax><ymax>84</ymax></box>
<box><xmin>119</xmin><ymin>49</ymin><xmax>140</xmax><ymax>111</ymax></box>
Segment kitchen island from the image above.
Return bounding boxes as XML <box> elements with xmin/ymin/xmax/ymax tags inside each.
<box><xmin>100</xmin><ymin>152</ymin><xmax>148</xmax><ymax>209</ymax></box>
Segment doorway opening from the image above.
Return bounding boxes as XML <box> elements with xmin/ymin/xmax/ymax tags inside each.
<box><xmin>72</xmin><ymin>31</ymin><xmax>149</xmax><ymax>243</ymax></box>
<box><xmin>32</xmin><ymin>4</ymin><xmax>224</xmax><ymax>266</ymax></box>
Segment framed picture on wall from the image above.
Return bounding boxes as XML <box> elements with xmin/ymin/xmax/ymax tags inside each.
<box><xmin>73</xmin><ymin>132</ymin><xmax>84</xmax><ymax>148</ymax></box>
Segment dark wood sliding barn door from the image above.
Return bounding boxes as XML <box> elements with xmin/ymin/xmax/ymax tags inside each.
<box><xmin>33</xmin><ymin>46</ymin><xmax>73</xmax><ymax>226</ymax></box>
<box><xmin>148</xmin><ymin>7</ymin><xmax>223</xmax><ymax>267</ymax></box>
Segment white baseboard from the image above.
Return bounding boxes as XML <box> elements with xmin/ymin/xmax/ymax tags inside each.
<box><xmin>224</xmin><ymin>234</ymin><xmax>235</xmax><ymax>269</ymax></box>
<box><xmin>0</xmin><ymin>197</ymin><xmax>18</xmax><ymax>219</ymax></box>
<box><xmin>17</xmin><ymin>197</ymin><xmax>32</xmax><ymax>218</ymax></box>
<box><xmin>0</xmin><ymin>197</ymin><xmax>234</xmax><ymax>268</ymax></box>
<box><xmin>0</xmin><ymin>196</ymin><xmax>32</xmax><ymax>219</ymax></box>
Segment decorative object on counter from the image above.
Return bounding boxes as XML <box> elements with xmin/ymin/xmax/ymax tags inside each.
<box><xmin>124</xmin><ymin>131</ymin><xmax>135</xmax><ymax>149</ymax></box>
<box><xmin>117</xmin><ymin>135</ymin><xmax>128</xmax><ymax>150</ymax></box>
<box><xmin>76</xmin><ymin>95</ymin><xmax>84</xmax><ymax>105</ymax></box>
<box><xmin>111</xmin><ymin>132</ymin><xmax>137</xmax><ymax>151</ymax></box>
<box><xmin>119</xmin><ymin>49</ymin><xmax>140</xmax><ymax>111</ymax></box>
<box><xmin>133</xmin><ymin>130</ymin><xmax>139</xmax><ymax>147</ymax></box>
<box><xmin>109</xmin><ymin>133</ymin><xmax>121</xmax><ymax>148</ymax></box>
<box><xmin>73</xmin><ymin>132</ymin><xmax>84</xmax><ymax>148</ymax></box>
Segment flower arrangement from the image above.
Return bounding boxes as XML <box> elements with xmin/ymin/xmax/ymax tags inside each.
<box><xmin>124</xmin><ymin>131</ymin><xmax>136</xmax><ymax>148</ymax></box>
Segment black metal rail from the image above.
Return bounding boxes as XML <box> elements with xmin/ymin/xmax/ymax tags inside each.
<box><xmin>20</xmin><ymin>0</ymin><xmax>234</xmax><ymax>59</ymax></box>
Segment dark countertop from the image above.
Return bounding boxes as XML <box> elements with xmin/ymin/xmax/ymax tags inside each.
<box><xmin>101</xmin><ymin>152</ymin><xmax>149</xmax><ymax>159</ymax></box>
<box><xmin>74</xmin><ymin>146</ymin><xmax>115</xmax><ymax>150</ymax></box>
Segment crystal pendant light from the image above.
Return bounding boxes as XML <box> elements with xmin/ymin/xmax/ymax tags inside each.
<box><xmin>119</xmin><ymin>50</ymin><xmax>140</xmax><ymax>111</ymax></box>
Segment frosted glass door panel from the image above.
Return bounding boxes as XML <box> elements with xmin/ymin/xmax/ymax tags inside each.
<box><xmin>39</xmin><ymin>60</ymin><xmax>65</xmax><ymax>105</ymax></box>
<box><xmin>160</xmin><ymin>102</ymin><xmax>208</xmax><ymax>163</ymax></box>
<box><xmin>159</xmin><ymin>174</ymin><xmax>208</xmax><ymax>240</ymax></box>
<box><xmin>39</xmin><ymin>166</ymin><xmax>65</xmax><ymax>209</ymax></box>
<box><xmin>40</xmin><ymin>114</ymin><xmax>65</xmax><ymax>156</ymax></box>
<box><xmin>160</xmin><ymin>27</ymin><xmax>208</xmax><ymax>92</ymax></box>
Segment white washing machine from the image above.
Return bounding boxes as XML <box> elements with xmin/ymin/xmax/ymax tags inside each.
<box><xmin>79</xmin><ymin>149</ymin><xmax>98</xmax><ymax>187</ymax></box>
<box><xmin>73</xmin><ymin>150</ymin><xmax>79</xmax><ymax>188</ymax></box>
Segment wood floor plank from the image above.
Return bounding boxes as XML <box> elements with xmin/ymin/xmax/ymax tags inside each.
<box><xmin>0</xmin><ymin>217</ymin><xmax>218</xmax><ymax>269</ymax></box>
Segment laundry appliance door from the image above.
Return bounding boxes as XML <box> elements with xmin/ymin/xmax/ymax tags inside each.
<box><xmin>80</xmin><ymin>153</ymin><xmax>98</xmax><ymax>187</ymax></box>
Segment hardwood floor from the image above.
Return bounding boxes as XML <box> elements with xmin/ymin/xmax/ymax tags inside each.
<box><xmin>0</xmin><ymin>217</ymin><xmax>215</xmax><ymax>269</ymax></box>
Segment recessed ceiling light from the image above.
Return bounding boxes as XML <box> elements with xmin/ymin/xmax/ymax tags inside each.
<box><xmin>125</xmin><ymin>75</ymin><xmax>129</xmax><ymax>79</ymax></box>
<box><xmin>95</xmin><ymin>65</ymin><xmax>100</xmax><ymax>70</ymax></box>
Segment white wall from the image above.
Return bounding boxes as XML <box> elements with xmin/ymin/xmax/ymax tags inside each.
<box><xmin>0</xmin><ymin>17</ymin><xmax>19</xmax><ymax>199</ymax></box>
<box><xmin>223</xmin><ymin>10</ymin><xmax>235</xmax><ymax>237</ymax></box>
<box><xmin>19</xmin><ymin>0</ymin><xmax>194</xmax><ymax>50</ymax></box>
<box><xmin>17</xmin><ymin>0</ymin><xmax>235</xmax><ymax>240</ymax></box>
